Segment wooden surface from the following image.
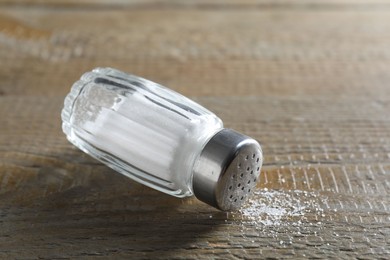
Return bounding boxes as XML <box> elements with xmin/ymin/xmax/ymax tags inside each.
<box><xmin>1</xmin><ymin>1</ymin><xmax>390</xmax><ymax>259</ymax></box>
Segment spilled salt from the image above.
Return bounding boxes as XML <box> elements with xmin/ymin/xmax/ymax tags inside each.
<box><xmin>239</xmin><ymin>189</ymin><xmax>324</xmax><ymax>227</ymax></box>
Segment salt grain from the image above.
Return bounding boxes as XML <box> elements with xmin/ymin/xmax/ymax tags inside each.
<box><xmin>239</xmin><ymin>189</ymin><xmax>325</xmax><ymax>227</ymax></box>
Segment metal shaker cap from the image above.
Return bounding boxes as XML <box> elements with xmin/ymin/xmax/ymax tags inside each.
<box><xmin>192</xmin><ymin>129</ymin><xmax>263</xmax><ymax>211</ymax></box>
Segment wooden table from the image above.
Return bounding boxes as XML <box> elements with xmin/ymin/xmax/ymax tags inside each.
<box><xmin>1</xmin><ymin>1</ymin><xmax>389</xmax><ymax>258</ymax></box>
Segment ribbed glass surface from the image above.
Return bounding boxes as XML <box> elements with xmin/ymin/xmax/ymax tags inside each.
<box><xmin>62</xmin><ymin>67</ymin><xmax>223</xmax><ymax>197</ymax></box>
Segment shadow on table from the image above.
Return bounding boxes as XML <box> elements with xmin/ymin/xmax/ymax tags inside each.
<box><xmin>2</xmin><ymin>158</ymin><xmax>229</xmax><ymax>258</ymax></box>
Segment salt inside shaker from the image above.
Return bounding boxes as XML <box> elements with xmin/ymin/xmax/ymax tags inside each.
<box><xmin>61</xmin><ymin>67</ymin><xmax>263</xmax><ymax>211</ymax></box>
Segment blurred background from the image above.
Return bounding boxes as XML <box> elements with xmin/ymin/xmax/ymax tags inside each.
<box><xmin>1</xmin><ymin>0</ymin><xmax>390</xmax><ymax>258</ymax></box>
<box><xmin>1</xmin><ymin>0</ymin><xmax>390</xmax><ymax>98</ymax></box>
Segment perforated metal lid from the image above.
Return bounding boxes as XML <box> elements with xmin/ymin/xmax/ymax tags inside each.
<box><xmin>192</xmin><ymin>129</ymin><xmax>263</xmax><ymax>211</ymax></box>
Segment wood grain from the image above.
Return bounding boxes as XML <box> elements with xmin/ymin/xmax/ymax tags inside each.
<box><xmin>1</xmin><ymin>0</ymin><xmax>390</xmax><ymax>258</ymax></box>
<box><xmin>1</xmin><ymin>96</ymin><xmax>389</xmax><ymax>258</ymax></box>
<box><xmin>1</xmin><ymin>5</ymin><xmax>390</xmax><ymax>97</ymax></box>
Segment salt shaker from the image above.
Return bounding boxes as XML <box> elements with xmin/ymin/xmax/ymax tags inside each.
<box><xmin>61</xmin><ymin>68</ymin><xmax>263</xmax><ymax>211</ymax></box>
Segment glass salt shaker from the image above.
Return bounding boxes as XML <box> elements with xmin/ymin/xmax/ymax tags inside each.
<box><xmin>61</xmin><ymin>67</ymin><xmax>263</xmax><ymax>211</ymax></box>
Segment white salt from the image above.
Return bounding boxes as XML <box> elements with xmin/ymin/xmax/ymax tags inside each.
<box><xmin>239</xmin><ymin>189</ymin><xmax>325</xmax><ymax>227</ymax></box>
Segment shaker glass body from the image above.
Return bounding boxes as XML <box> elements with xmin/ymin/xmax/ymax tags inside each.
<box><xmin>62</xmin><ymin>68</ymin><xmax>223</xmax><ymax>197</ymax></box>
